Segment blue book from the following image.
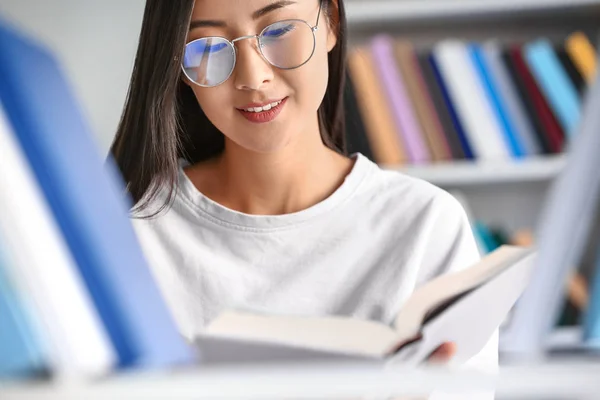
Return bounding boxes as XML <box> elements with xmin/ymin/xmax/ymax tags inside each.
<box><xmin>428</xmin><ymin>54</ymin><xmax>475</xmax><ymax>160</ymax></box>
<box><xmin>0</xmin><ymin>21</ymin><xmax>195</xmax><ymax>368</ymax></box>
<box><xmin>469</xmin><ymin>44</ymin><xmax>526</xmax><ymax>158</ymax></box>
<box><xmin>0</xmin><ymin>239</ymin><xmax>46</xmax><ymax>379</ymax></box>
<box><xmin>583</xmin><ymin>243</ymin><xmax>600</xmax><ymax>347</ymax></box>
<box><xmin>524</xmin><ymin>39</ymin><xmax>581</xmax><ymax>137</ymax></box>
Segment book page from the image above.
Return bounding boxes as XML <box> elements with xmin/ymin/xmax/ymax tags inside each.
<box><xmin>204</xmin><ymin>311</ymin><xmax>399</xmax><ymax>357</ymax></box>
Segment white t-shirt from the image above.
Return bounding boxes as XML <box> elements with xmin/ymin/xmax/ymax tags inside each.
<box><xmin>131</xmin><ymin>153</ymin><xmax>498</xmax><ymax>374</ymax></box>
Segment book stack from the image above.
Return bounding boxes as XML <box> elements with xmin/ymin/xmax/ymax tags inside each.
<box><xmin>0</xmin><ymin>20</ymin><xmax>196</xmax><ymax>382</ymax></box>
<box><xmin>344</xmin><ymin>32</ymin><xmax>598</xmax><ymax>165</ymax></box>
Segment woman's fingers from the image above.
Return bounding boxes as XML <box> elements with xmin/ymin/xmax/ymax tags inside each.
<box><xmin>427</xmin><ymin>342</ymin><xmax>457</xmax><ymax>364</ymax></box>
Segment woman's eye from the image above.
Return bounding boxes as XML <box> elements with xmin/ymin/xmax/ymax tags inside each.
<box><xmin>262</xmin><ymin>24</ymin><xmax>295</xmax><ymax>38</ymax></box>
<box><xmin>205</xmin><ymin>42</ymin><xmax>229</xmax><ymax>53</ymax></box>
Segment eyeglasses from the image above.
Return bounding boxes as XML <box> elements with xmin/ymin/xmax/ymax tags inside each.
<box><xmin>181</xmin><ymin>1</ymin><xmax>323</xmax><ymax>88</ymax></box>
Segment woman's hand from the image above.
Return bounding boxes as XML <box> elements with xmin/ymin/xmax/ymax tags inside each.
<box><xmin>426</xmin><ymin>342</ymin><xmax>457</xmax><ymax>364</ymax></box>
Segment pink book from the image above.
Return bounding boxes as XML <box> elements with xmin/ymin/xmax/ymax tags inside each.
<box><xmin>371</xmin><ymin>35</ymin><xmax>430</xmax><ymax>164</ymax></box>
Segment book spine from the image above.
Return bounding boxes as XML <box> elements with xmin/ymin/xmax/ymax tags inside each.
<box><xmin>469</xmin><ymin>43</ymin><xmax>525</xmax><ymax>158</ymax></box>
<box><xmin>394</xmin><ymin>40</ymin><xmax>452</xmax><ymax>162</ymax></box>
<box><xmin>348</xmin><ymin>48</ymin><xmax>407</xmax><ymax>165</ymax></box>
<box><xmin>506</xmin><ymin>46</ymin><xmax>565</xmax><ymax>153</ymax></box>
<box><xmin>482</xmin><ymin>42</ymin><xmax>541</xmax><ymax>156</ymax></box>
<box><xmin>524</xmin><ymin>39</ymin><xmax>581</xmax><ymax>137</ymax></box>
<box><xmin>566</xmin><ymin>32</ymin><xmax>598</xmax><ymax>85</ymax></box>
<box><xmin>433</xmin><ymin>40</ymin><xmax>511</xmax><ymax>160</ymax></box>
<box><xmin>556</xmin><ymin>46</ymin><xmax>586</xmax><ymax>98</ymax></box>
<box><xmin>344</xmin><ymin>71</ymin><xmax>376</xmax><ymax>162</ymax></box>
<box><xmin>418</xmin><ymin>53</ymin><xmax>469</xmax><ymax>160</ymax></box>
<box><xmin>371</xmin><ymin>35</ymin><xmax>430</xmax><ymax>164</ymax></box>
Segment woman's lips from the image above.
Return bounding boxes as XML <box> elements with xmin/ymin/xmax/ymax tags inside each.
<box><xmin>237</xmin><ymin>97</ymin><xmax>288</xmax><ymax>124</ymax></box>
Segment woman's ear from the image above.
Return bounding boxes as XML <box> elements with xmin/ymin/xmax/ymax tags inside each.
<box><xmin>326</xmin><ymin>27</ymin><xmax>337</xmax><ymax>52</ymax></box>
<box><xmin>325</xmin><ymin>0</ymin><xmax>339</xmax><ymax>53</ymax></box>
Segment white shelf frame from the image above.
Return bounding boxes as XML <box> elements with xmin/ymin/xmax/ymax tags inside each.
<box><xmin>2</xmin><ymin>357</ymin><xmax>600</xmax><ymax>399</ymax></box>
<box><xmin>346</xmin><ymin>0</ymin><xmax>600</xmax><ymax>25</ymax></box>
<box><xmin>382</xmin><ymin>155</ymin><xmax>567</xmax><ymax>186</ymax></box>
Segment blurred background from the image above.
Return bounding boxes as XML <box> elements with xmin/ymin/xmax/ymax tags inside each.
<box><xmin>1</xmin><ymin>0</ymin><xmax>600</xmax><ymax>398</ymax></box>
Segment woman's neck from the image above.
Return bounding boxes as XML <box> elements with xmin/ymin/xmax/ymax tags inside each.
<box><xmin>186</xmin><ymin>133</ymin><xmax>354</xmax><ymax>216</ymax></box>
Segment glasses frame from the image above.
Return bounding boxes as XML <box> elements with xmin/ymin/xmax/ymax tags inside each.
<box><xmin>181</xmin><ymin>0</ymin><xmax>324</xmax><ymax>88</ymax></box>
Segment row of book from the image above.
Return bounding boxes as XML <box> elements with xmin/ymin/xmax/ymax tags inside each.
<box><xmin>0</xmin><ymin>21</ymin><xmax>196</xmax><ymax>380</ymax></box>
<box><xmin>343</xmin><ymin>31</ymin><xmax>598</xmax><ymax>165</ymax></box>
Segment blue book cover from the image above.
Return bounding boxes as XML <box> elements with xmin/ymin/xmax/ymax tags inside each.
<box><xmin>469</xmin><ymin>44</ymin><xmax>526</xmax><ymax>158</ymax></box>
<box><xmin>428</xmin><ymin>54</ymin><xmax>475</xmax><ymax>160</ymax></box>
<box><xmin>524</xmin><ymin>39</ymin><xmax>581</xmax><ymax>137</ymax></box>
<box><xmin>583</xmin><ymin>243</ymin><xmax>600</xmax><ymax>346</ymax></box>
<box><xmin>0</xmin><ymin>239</ymin><xmax>46</xmax><ymax>378</ymax></box>
<box><xmin>0</xmin><ymin>21</ymin><xmax>195</xmax><ymax>368</ymax></box>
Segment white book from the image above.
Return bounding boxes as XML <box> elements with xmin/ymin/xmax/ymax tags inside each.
<box><xmin>195</xmin><ymin>246</ymin><xmax>536</xmax><ymax>367</ymax></box>
<box><xmin>0</xmin><ymin>104</ymin><xmax>116</xmax><ymax>377</ymax></box>
<box><xmin>433</xmin><ymin>40</ymin><xmax>512</xmax><ymax>161</ymax></box>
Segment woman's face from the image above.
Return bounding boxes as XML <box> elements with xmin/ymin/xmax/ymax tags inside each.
<box><xmin>184</xmin><ymin>0</ymin><xmax>337</xmax><ymax>154</ymax></box>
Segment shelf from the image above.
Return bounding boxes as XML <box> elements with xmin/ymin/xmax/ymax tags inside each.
<box><xmin>2</xmin><ymin>357</ymin><xmax>600</xmax><ymax>399</ymax></box>
<box><xmin>345</xmin><ymin>0</ymin><xmax>600</xmax><ymax>25</ymax></box>
<box><xmin>383</xmin><ymin>155</ymin><xmax>567</xmax><ymax>186</ymax></box>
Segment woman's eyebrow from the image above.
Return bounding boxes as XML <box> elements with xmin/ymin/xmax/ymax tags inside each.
<box><xmin>189</xmin><ymin>0</ymin><xmax>297</xmax><ymax>30</ymax></box>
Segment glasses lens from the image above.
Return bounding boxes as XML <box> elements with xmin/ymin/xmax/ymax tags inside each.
<box><xmin>182</xmin><ymin>37</ymin><xmax>234</xmax><ymax>87</ymax></box>
<box><xmin>260</xmin><ymin>20</ymin><xmax>315</xmax><ymax>69</ymax></box>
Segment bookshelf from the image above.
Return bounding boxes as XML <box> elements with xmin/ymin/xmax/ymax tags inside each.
<box><xmin>2</xmin><ymin>356</ymin><xmax>600</xmax><ymax>399</ymax></box>
<box><xmin>1</xmin><ymin>1</ymin><xmax>598</xmax><ymax>399</ymax></box>
<box><xmin>386</xmin><ymin>155</ymin><xmax>567</xmax><ymax>186</ymax></box>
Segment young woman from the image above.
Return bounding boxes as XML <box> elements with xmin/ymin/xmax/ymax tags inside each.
<box><xmin>110</xmin><ymin>0</ymin><xmax>497</xmax><ymax>371</ymax></box>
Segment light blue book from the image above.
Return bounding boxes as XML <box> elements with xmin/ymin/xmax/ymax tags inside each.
<box><xmin>0</xmin><ymin>238</ymin><xmax>46</xmax><ymax>379</ymax></box>
<box><xmin>524</xmin><ymin>39</ymin><xmax>581</xmax><ymax>137</ymax></box>
<box><xmin>583</xmin><ymin>243</ymin><xmax>600</xmax><ymax>347</ymax></box>
<box><xmin>0</xmin><ymin>20</ymin><xmax>195</xmax><ymax>368</ymax></box>
<box><xmin>469</xmin><ymin>43</ymin><xmax>526</xmax><ymax>158</ymax></box>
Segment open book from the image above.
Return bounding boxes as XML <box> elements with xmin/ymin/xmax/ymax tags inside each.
<box><xmin>194</xmin><ymin>245</ymin><xmax>536</xmax><ymax>366</ymax></box>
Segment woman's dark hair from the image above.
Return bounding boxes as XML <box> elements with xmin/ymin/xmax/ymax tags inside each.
<box><xmin>110</xmin><ymin>0</ymin><xmax>348</xmax><ymax>217</ymax></box>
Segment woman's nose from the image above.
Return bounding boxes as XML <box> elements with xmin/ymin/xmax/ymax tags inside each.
<box><xmin>232</xmin><ymin>38</ymin><xmax>274</xmax><ymax>91</ymax></box>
